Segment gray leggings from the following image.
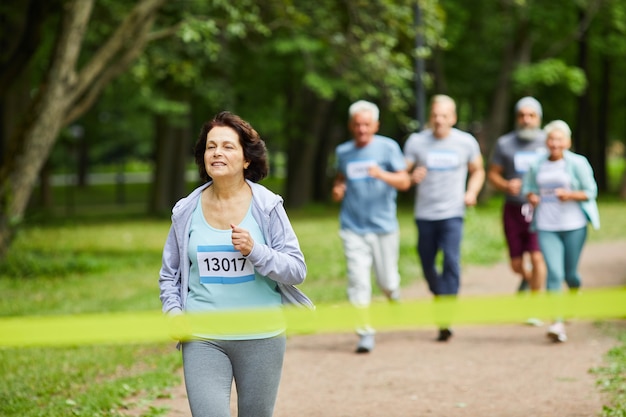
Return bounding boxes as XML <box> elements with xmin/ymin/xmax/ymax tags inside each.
<box><xmin>182</xmin><ymin>335</ymin><xmax>286</xmax><ymax>417</ymax></box>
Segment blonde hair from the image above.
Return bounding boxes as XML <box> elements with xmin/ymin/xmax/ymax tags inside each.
<box><xmin>544</xmin><ymin>120</ymin><xmax>572</xmax><ymax>138</ymax></box>
<box><xmin>431</xmin><ymin>94</ymin><xmax>457</xmax><ymax>113</ymax></box>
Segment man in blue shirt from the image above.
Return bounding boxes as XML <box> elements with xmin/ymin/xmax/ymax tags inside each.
<box><xmin>332</xmin><ymin>100</ymin><xmax>411</xmax><ymax>353</ymax></box>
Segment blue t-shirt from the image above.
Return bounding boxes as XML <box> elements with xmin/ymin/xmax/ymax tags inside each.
<box><xmin>335</xmin><ymin>135</ymin><xmax>407</xmax><ymax>234</ymax></box>
<box><xmin>186</xmin><ymin>199</ymin><xmax>284</xmax><ymax>339</ymax></box>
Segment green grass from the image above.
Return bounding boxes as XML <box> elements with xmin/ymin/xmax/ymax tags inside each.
<box><xmin>0</xmin><ymin>220</ymin><xmax>170</xmax><ymax>316</ymax></box>
<box><xmin>1</xmin><ymin>181</ymin><xmax>625</xmax><ymax>416</ymax></box>
<box><xmin>592</xmin><ymin>323</ymin><xmax>626</xmax><ymax>417</ymax></box>
<box><xmin>607</xmin><ymin>156</ymin><xmax>625</xmax><ymax>194</ymax></box>
<box><xmin>0</xmin><ymin>345</ymin><xmax>180</xmax><ymax>417</ymax></box>
<box><xmin>0</xmin><ymin>218</ymin><xmax>180</xmax><ymax>416</ymax></box>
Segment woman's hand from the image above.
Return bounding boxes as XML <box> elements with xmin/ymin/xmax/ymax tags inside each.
<box><xmin>555</xmin><ymin>188</ymin><xmax>587</xmax><ymax>202</ymax></box>
<box><xmin>527</xmin><ymin>192</ymin><xmax>540</xmax><ymax>207</ymax></box>
<box><xmin>231</xmin><ymin>224</ymin><xmax>254</xmax><ymax>256</ymax></box>
<box><xmin>167</xmin><ymin>313</ymin><xmax>191</xmax><ymax>341</ymax></box>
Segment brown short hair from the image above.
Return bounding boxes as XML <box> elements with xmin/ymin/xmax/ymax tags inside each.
<box><xmin>194</xmin><ymin>111</ymin><xmax>269</xmax><ymax>183</ymax></box>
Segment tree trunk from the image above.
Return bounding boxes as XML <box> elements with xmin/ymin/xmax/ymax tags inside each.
<box><xmin>313</xmin><ymin>100</ymin><xmax>344</xmax><ymax>202</ymax></box>
<box><xmin>431</xmin><ymin>47</ymin><xmax>448</xmax><ymax>95</ymax></box>
<box><xmin>479</xmin><ymin>7</ymin><xmax>531</xmax><ymax>202</ymax></box>
<box><xmin>595</xmin><ymin>55</ymin><xmax>610</xmax><ymax>192</ymax></box>
<box><xmin>284</xmin><ymin>89</ymin><xmax>332</xmax><ymax>208</ymax></box>
<box><xmin>150</xmin><ymin>115</ymin><xmax>175</xmax><ymax>215</ymax></box>
<box><xmin>0</xmin><ymin>0</ymin><xmax>94</xmax><ymax>258</ymax></box>
<box><xmin>0</xmin><ymin>0</ymin><xmax>168</xmax><ymax>258</ymax></box>
<box><xmin>171</xmin><ymin>121</ymin><xmax>191</xmax><ymax>203</ymax></box>
<box><xmin>573</xmin><ymin>8</ymin><xmax>597</xmax><ymax>181</ymax></box>
<box><xmin>483</xmin><ymin>11</ymin><xmax>531</xmax><ymax>152</ymax></box>
<box><xmin>149</xmin><ymin>112</ymin><xmax>190</xmax><ymax>215</ymax></box>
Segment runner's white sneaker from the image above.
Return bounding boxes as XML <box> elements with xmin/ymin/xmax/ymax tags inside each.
<box><xmin>525</xmin><ymin>317</ymin><xmax>544</xmax><ymax>327</ymax></box>
<box><xmin>356</xmin><ymin>334</ymin><xmax>375</xmax><ymax>353</ymax></box>
<box><xmin>547</xmin><ymin>322</ymin><xmax>567</xmax><ymax>343</ymax></box>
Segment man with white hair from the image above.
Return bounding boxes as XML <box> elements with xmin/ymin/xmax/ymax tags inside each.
<box><xmin>488</xmin><ymin>96</ymin><xmax>547</xmax><ymax>301</ymax></box>
<box><xmin>332</xmin><ymin>100</ymin><xmax>411</xmax><ymax>353</ymax></box>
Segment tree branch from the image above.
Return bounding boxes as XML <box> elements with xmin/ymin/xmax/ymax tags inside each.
<box><xmin>147</xmin><ymin>23</ymin><xmax>183</xmax><ymax>42</ymax></box>
<box><xmin>540</xmin><ymin>0</ymin><xmax>602</xmax><ymax>59</ymax></box>
<box><xmin>64</xmin><ymin>14</ymin><xmax>157</xmax><ymax>126</ymax></box>
<box><xmin>68</xmin><ymin>0</ymin><xmax>167</xmax><ymax>106</ymax></box>
<box><xmin>63</xmin><ymin>8</ymin><xmax>179</xmax><ymax>126</ymax></box>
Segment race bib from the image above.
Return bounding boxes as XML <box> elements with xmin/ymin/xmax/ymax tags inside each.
<box><xmin>196</xmin><ymin>245</ymin><xmax>255</xmax><ymax>284</ymax></box>
<box><xmin>539</xmin><ymin>183</ymin><xmax>562</xmax><ymax>203</ymax></box>
<box><xmin>346</xmin><ymin>159</ymin><xmax>376</xmax><ymax>180</ymax></box>
<box><xmin>426</xmin><ymin>150</ymin><xmax>459</xmax><ymax>171</ymax></box>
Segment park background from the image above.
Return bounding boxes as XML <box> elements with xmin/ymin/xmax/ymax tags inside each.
<box><xmin>1</xmin><ymin>1</ymin><xmax>625</xmax><ymax>416</ymax></box>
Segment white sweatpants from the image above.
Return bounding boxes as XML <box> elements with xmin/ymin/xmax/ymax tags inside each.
<box><xmin>339</xmin><ymin>229</ymin><xmax>401</xmax><ymax>308</ymax></box>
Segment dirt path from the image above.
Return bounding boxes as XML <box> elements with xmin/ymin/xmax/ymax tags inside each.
<box><xmin>127</xmin><ymin>240</ymin><xmax>626</xmax><ymax>417</ymax></box>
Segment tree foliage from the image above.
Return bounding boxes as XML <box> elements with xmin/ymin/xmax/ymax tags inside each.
<box><xmin>1</xmin><ymin>0</ymin><xmax>625</xmax><ymax>259</ymax></box>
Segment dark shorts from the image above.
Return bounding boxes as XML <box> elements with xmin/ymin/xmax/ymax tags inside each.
<box><xmin>503</xmin><ymin>201</ymin><xmax>540</xmax><ymax>258</ymax></box>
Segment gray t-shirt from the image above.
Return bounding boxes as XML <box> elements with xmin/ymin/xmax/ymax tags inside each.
<box><xmin>490</xmin><ymin>131</ymin><xmax>546</xmax><ymax>204</ymax></box>
<box><xmin>404</xmin><ymin>128</ymin><xmax>481</xmax><ymax>221</ymax></box>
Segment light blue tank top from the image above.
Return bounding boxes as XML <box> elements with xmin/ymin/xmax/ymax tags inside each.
<box><xmin>186</xmin><ymin>198</ymin><xmax>284</xmax><ymax>339</ymax></box>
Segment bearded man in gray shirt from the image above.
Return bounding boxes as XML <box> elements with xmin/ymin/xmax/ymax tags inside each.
<box><xmin>488</xmin><ymin>97</ymin><xmax>547</xmax><ymax>299</ymax></box>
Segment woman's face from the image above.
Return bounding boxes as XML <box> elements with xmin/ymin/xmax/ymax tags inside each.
<box><xmin>204</xmin><ymin>126</ymin><xmax>249</xmax><ymax>180</ymax></box>
<box><xmin>546</xmin><ymin>129</ymin><xmax>570</xmax><ymax>160</ymax></box>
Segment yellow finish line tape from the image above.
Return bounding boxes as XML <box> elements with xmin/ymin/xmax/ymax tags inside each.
<box><xmin>0</xmin><ymin>287</ymin><xmax>624</xmax><ymax>347</ymax></box>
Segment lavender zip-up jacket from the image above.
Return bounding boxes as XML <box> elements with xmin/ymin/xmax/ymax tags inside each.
<box><xmin>159</xmin><ymin>180</ymin><xmax>314</xmax><ymax>317</ymax></box>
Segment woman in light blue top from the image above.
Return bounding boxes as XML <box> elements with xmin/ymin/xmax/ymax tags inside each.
<box><xmin>159</xmin><ymin>111</ymin><xmax>312</xmax><ymax>417</ymax></box>
<box><xmin>522</xmin><ymin>120</ymin><xmax>599</xmax><ymax>344</ymax></box>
